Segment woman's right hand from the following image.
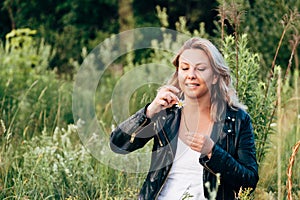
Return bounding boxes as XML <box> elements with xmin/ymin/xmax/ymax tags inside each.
<box><xmin>146</xmin><ymin>85</ymin><xmax>180</xmax><ymax>118</ymax></box>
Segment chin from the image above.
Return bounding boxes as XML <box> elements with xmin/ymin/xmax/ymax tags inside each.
<box><xmin>185</xmin><ymin>91</ymin><xmax>210</xmax><ymax>99</ymax></box>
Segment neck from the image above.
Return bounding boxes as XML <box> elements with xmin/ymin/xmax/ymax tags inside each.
<box><xmin>183</xmin><ymin>96</ymin><xmax>212</xmax><ymax>114</ymax></box>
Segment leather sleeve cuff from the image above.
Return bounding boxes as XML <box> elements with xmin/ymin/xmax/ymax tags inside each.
<box><xmin>199</xmin><ymin>145</ymin><xmax>216</xmax><ymax>164</ymax></box>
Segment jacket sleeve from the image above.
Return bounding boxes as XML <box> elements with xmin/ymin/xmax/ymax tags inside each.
<box><xmin>200</xmin><ymin>111</ymin><xmax>259</xmax><ymax>191</ymax></box>
<box><xmin>110</xmin><ymin>105</ymin><xmax>155</xmax><ymax>154</ymax></box>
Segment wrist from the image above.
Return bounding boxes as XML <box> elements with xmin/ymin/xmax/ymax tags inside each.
<box><xmin>207</xmin><ymin>142</ymin><xmax>215</xmax><ymax>158</ymax></box>
<box><xmin>146</xmin><ymin>103</ymin><xmax>156</xmax><ymax>118</ymax></box>
<box><xmin>147</xmin><ymin>102</ymin><xmax>164</xmax><ymax>118</ymax></box>
<box><xmin>206</xmin><ymin>140</ymin><xmax>214</xmax><ymax>158</ymax></box>
<box><xmin>207</xmin><ymin>152</ymin><xmax>212</xmax><ymax>159</ymax></box>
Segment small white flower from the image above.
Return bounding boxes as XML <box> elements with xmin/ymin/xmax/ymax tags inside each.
<box><xmin>176</xmin><ymin>99</ymin><xmax>185</xmax><ymax>109</ymax></box>
<box><xmin>53</xmin><ymin>163</ymin><xmax>58</xmax><ymax>172</ymax></box>
<box><xmin>111</xmin><ymin>123</ymin><xmax>116</xmax><ymax>131</ymax></box>
<box><xmin>270</xmin><ymin>123</ymin><xmax>277</xmax><ymax>127</ymax></box>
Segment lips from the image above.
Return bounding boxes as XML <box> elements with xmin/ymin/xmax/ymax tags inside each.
<box><xmin>185</xmin><ymin>83</ymin><xmax>200</xmax><ymax>87</ymax></box>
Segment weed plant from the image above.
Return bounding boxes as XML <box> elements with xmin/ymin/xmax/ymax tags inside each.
<box><xmin>0</xmin><ymin>2</ymin><xmax>299</xmax><ymax>199</ymax></box>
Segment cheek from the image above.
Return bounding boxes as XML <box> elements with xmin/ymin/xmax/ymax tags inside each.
<box><xmin>177</xmin><ymin>71</ymin><xmax>185</xmax><ymax>81</ymax></box>
<box><xmin>177</xmin><ymin>73</ymin><xmax>185</xmax><ymax>88</ymax></box>
<box><xmin>199</xmin><ymin>72</ymin><xmax>214</xmax><ymax>84</ymax></box>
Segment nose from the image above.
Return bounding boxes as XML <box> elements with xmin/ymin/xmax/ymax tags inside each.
<box><xmin>187</xmin><ymin>68</ymin><xmax>196</xmax><ymax>79</ymax></box>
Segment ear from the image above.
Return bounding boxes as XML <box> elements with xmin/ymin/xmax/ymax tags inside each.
<box><xmin>212</xmin><ymin>74</ymin><xmax>218</xmax><ymax>85</ymax></box>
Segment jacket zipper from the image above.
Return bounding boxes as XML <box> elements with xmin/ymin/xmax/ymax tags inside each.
<box><xmin>154</xmin><ymin>167</ymin><xmax>172</xmax><ymax>200</ymax></box>
<box><xmin>223</xmin><ymin>133</ymin><xmax>231</xmax><ymax>200</ymax></box>
<box><xmin>158</xmin><ymin>120</ymin><xmax>173</xmax><ymax>152</ymax></box>
<box><xmin>203</xmin><ymin>162</ymin><xmax>217</xmax><ymax>176</ymax></box>
<box><xmin>154</xmin><ymin>120</ymin><xmax>175</xmax><ymax>200</ymax></box>
<box><xmin>153</xmin><ymin>122</ymin><xmax>163</xmax><ymax>147</ymax></box>
<box><xmin>129</xmin><ymin>118</ymin><xmax>149</xmax><ymax>143</ymax></box>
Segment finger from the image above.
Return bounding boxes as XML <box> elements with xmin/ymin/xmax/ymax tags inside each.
<box><xmin>164</xmin><ymin>94</ymin><xmax>173</xmax><ymax>104</ymax></box>
<box><xmin>169</xmin><ymin>92</ymin><xmax>180</xmax><ymax>103</ymax></box>
<box><xmin>159</xmin><ymin>96</ymin><xmax>173</xmax><ymax>107</ymax></box>
<box><xmin>187</xmin><ymin>134</ymin><xmax>206</xmax><ymax>147</ymax></box>
<box><xmin>185</xmin><ymin>133</ymin><xmax>196</xmax><ymax>145</ymax></box>
<box><xmin>189</xmin><ymin>139</ymin><xmax>201</xmax><ymax>153</ymax></box>
<box><xmin>165</xmin><ymin>92</ymin><xmax>179</xmax><ymax>105</ymax></box>
<box><xmin>157</xmin><ymin>93</ymin><xmax>178</xmax><ymax>108</ymax></box>
<box><xmin>157</xmin><ymin>91</ymin><xmax>173</xmax><ymax>102</ymax></box>
<box><xmin>168</xmin><ymin>86</ymin><xmax>180</xmax><ymax>95</ymax></box>
<box><xmin>161</xmin><ymin>85</ymin><xmax>180</xmax><ymax>94</ymax></box>
<box><xmin>190</xmin><ymin>145</ymin><xmax>201</xmax><ymax>153</ymax></box>
<box><xmin>185</xmin><ymin>132</ymin><xmax>197</xmax><ymax>140</ymax></box>
<box><xmin>157</xmin><ymin>99</ymin><xmax>169</xmax><ymax>107</ymax></box>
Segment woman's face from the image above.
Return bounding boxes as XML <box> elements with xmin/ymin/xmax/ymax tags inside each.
<box><xmin>177</xmin><ymin>49</ymin><xmax>217</xmax><ymax>100</ymax></box>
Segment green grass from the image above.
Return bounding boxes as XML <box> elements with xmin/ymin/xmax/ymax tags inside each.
<box><xmin>0</xmin><ymin>21</ymin><xmax>299</xmax><ymax>199</ymax></box>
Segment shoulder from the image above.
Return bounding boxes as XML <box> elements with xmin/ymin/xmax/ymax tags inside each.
<box><xmin>227</xmin><ymin>106</ymin><xmax>254</xmax><ymax>135</ymax></box>
<box><xmin>227</xmin><ymin>105</ymin><xmax>251</xmax><ymax>121</ymax></box>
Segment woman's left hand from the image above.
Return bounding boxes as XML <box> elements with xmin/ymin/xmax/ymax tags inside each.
<box><xmin>186</xmin><ymin>132</ymin><xmax>214</xmax><ymax>156</ymax></box>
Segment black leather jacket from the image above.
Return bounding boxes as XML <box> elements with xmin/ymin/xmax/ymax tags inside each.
<box><xmin>110</xmin><ymin>104</ymin><xmax>259</xmax><ymax>200</ymax></box>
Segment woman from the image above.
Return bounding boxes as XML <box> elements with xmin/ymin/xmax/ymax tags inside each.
<box><xmin>110</xmin><ymin>37</ymin><xmax>259</xmax><ymax>200</ymax></box>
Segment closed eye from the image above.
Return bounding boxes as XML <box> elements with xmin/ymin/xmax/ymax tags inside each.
<box><xmin>179</xmin><ymin>64</ymin><xmax>189</xmax><ymax>70</ymax></box>
<box><xmin>197</xmin><ymin>67</ymin><xmax>206</xmax><ymax>71</ymax></box>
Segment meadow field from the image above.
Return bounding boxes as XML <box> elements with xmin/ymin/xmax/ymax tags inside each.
<box><xmin>0</xmin><ymin>1</ymin><xmax>299</xmax><ymax>199</ymax></box>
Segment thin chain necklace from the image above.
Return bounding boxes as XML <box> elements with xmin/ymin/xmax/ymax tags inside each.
<box><xmin>182</xmin><ymin>108</ymin><xmax>213</xmax><ymax>134</ymax></box>
<box><xmin>182</xmin><ymin>109</ymin><xmax>191</xmax><ymax>132</ymax></box>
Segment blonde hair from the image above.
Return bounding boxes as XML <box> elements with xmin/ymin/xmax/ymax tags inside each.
<box><xmin>168</xmin><ymin>37</ymin><xmax>246</xmax><ymax>121</ymax></box>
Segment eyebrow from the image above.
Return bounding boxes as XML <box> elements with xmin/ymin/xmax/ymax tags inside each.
<box><xmin>179</xmin><ymin>61</ymin><xmax>207</xmax><ymax>67</ymax></box>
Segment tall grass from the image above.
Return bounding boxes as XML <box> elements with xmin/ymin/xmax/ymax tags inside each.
<box><xmin>0</xmin><ymin>121</ymin><xmax>145</xmax><ymax>199</ymax></box>
<box><xmin>256</xmin><ymin>70</ymin><xmax>300</xmax><ymax>199</ymax></box>
<box><xmin>0</xmin><ymin>3</ymin><xmax>299</xmax><ymax>199</ymax></box>
<box><xmin>287</xmin><ymin>140</ymin><xmax>300</xmax><ymax>200</ymax></box>
<box><xmin>0</xmin><ymin>28</ymin><xmax>146</xmax><ymax>200</ymax></box>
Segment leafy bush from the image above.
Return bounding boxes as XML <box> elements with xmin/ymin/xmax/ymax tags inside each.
<box><xmin>0</xmin><ymin>28</ymin><xmax>73</xmax><ymax>138</ymax></box>
<box><xmin>0</xmin><ymin>122</ymin><xmax>144</xmax><ymax>199</ymax></box>
<box><xmin>221</xmin><ymin>34</ymin><xmax>277</xmax><ymax>162</ymax></box>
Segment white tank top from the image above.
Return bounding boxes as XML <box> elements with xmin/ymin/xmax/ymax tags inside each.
<box><xmin>157</xmin><ymin>138</ymin><xmax>206</xmax><ymax>200</ymax></box>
